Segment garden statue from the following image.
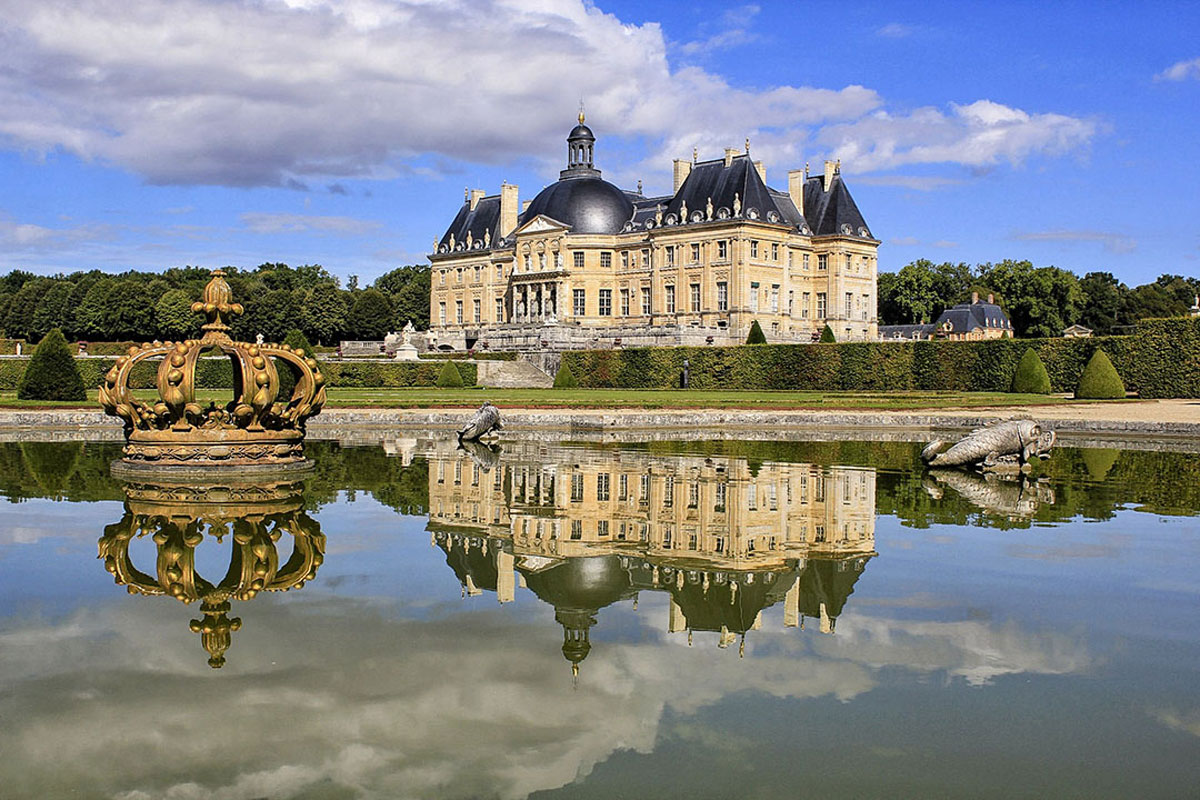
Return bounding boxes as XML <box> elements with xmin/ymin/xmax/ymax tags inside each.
<box><xmin>458</xmin><ymin>402</ymin><xmax>502</xmax><ymax>442</ymax></box>
<box><xmin>922</xmin><ymin>420</ymin><xmax>1055</xmax><ymax>473</ymax></box>
<box><xmin>923</xmin><ymin>470</ymin><xmax>1056</xmax><ymax>518</ymax></box>
<box><xmin>99</xmin><ymin>269</ymin><xmax>326</xmax><ymax>469</ymax></box>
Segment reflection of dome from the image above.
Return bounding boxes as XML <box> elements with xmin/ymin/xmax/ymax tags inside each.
<box><xmin>521</xmin><ymin>178</ymin><xmax>634</xmax><ymax>235</ymax></box>
<box><xmin>668</xmin><ymin>567</ymin><xmax>797</xmax><ymax>637</ymax></box>
<box><xmin>520</xmin><ymin>555</ymin><xmax>634</xmax><ymax>674</ymax></box>
<box><xmin>436</xmin><ymin>533</ymin><xmax>499</xmax><ymax>595</ymax></box>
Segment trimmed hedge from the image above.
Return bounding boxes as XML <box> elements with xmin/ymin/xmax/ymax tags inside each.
<box><xmin>0</xmin><ymin>355</ymin><xmax>476</xmax><ymax>391</ymax></box>
<box><xmin>436</xmin><ymin>360</ymin><xmax>465</xmax><ymax>388</ymax></box>
<box><xmin>746</xmin><ymin>320</ymin><xmax>767</xmax><ymax>345</ymax></box>
<box><xmin>561</xmin><ymin>317</ymin><xmax>1200</xmax><ymax>397</ymax></box>
<box><xmin>18</xmin><ymin>329</ymin><xmax>85</xmax><ymax>401</ymax></box>
<box><xmin>553</xmin><ymin>362</ymin><xmax>579</xmax><ymax>388</ymax></box>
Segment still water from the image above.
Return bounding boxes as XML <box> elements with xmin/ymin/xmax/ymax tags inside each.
<box><xmin>1</xmin><ymin>435</ymin><xmax>1199</xmax><ymax>799</ymax></box>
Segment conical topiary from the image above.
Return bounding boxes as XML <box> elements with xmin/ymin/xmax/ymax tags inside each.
<box><xmin>17</xmin><ymin>328</ymin><xmax>85</xmax><ymax>401</ymax></box>
<box><xmin>1075</xmin><ymin>349</ymin><xmax>1125</xmax><ymax>399</ymax></box>
<box><xmin>1011</xmin><ymin>348</ymin><xmax>1052</xmax><ymax>394</ymax></box>
<box><xmin>553</xmin><ymin>361</ymin><xmax>578</xmax><ymax>388</ymax></box>
<box><xmin>746</xmin><ymin>320</ymin><xmax>767</xmax><ymax>344</ymax></box>
<box><xmin>819</xmin><ymin>324</ymin><xmax>836</xmax><ymax>343</ymax></box>
<box><xmin>436</xmin><ymin>359</ymin><xmax>464</xmax><ymax>388</ymax></box>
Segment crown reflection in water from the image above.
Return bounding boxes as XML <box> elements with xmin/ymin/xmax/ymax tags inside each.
<box><xmin>98</xmin><ymin>269</ymin><xmax>326</xmax><ymax>469</ymax></box>
<box><xmin>98</xmin><ymin>477</ymin><xmax>325</xmax><ymax>668</ymax></box>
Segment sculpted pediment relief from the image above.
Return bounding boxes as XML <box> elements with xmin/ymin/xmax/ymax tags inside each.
<box><xmin>515</xmin><ymin>215</ymin><xmax>570</xmax><ymax>236</ymax></box>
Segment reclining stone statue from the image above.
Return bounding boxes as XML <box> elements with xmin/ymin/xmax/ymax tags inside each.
<box><xmin>457</xmin><ymin>402</ymin><xmax>502</xmax><ymax>442</ymax></box>
<box><xmin>922</xmin><ymin>420</ymin><xmax>1055</xmax><ymax>472</ymax></box>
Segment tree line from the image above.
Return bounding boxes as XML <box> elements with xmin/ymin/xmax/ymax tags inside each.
<box><xmin>878</xmin><ymin>259</ymin><xmax>1200</xmax><ymax>337</ymax></box>
<box><xmin>0</xmin><ymin>263</ymin><xmax>430</xmax><ymax>345</ymax></box>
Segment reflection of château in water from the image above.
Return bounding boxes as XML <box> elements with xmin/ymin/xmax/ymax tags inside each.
<box><xmin>97</xmin><ymin>478</ymin><xmax>325</xmax><ymax>667</ymax></box>
<box><xmin>428</xmin><ymin>443</ymin><xmax>876</xmax><ymax>673</ymax></box>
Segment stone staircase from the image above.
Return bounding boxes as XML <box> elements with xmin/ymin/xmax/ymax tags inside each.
<box><xmin>474</xmin><ymin>358</ymin><xmax>554</xmax><ymax>389</ymax></box>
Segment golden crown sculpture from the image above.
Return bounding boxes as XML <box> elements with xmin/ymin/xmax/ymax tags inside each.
<box><xmin>99</xmin><ymin>269</ymin><xmax>326</xmax><ymax>468</ymax></box>
<box><xmin>98</xmin><ymin>476</ymin><xmax>325</xmax><ymax>668</ymax></box>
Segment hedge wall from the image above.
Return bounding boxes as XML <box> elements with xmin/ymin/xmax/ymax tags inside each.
<box><xmin>561</xmin><ymin>318</ymin><xmax>1198</xmax><ymax>397</ymax></box>
<box><xmin>0</xmin><ymin>356</ymin><xmax>476</xmax><ymax>390</ymax></box>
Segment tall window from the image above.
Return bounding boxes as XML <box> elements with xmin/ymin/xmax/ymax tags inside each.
<box><xmin>690</xmin><ymin>283</ymin><xmax>701</xmax><ymax>312</ymax></box>
<box><xmin>621</xmin><ymin>251</ymin><xmax>629</xmax><ymax>269</ymax></box>
<box><xmin>474</xmin><ymin>266</ymin><xmax>481</xmax><ymax>282</ymax></box>
<box><xmin>717</xmin><ymin>281</ymin><xmax>728</xmax><ymax>311</ymax></box>
<box><xmin>845</xmin><ymin>292</ymin><xmax>853</xmax><ymax>318</ymax></box>
<box><xmin>802</xmin><ymin>292</ymin><xmax>810</xmax><ymax>319</ymax></box>
<box><xmin>770</xmin><ymin>285</ymin><xmax>779</xmax><ymax>313</ymax></box>
<box><xmin>788</xmin><ymin>290</ymin><xmax>794</xmax><ymax>316</ymax></box>
<box><xmin>717</xmin><ymin>240</ymin><xmax>728</xmax><ymax>260</ymax></box>
<box><xmin>495</xmin><ymin>264</ymin><xmax>503</xmax><ymax>280</ymax></box>
<box><xmin>788</xmin><ymin>249</ymin><xmax>794</xmax><ymax>267</ymax></box>
<box><xmin>666</xmin><ymin>246</ymin><xmax>676</xmax><ymax>266</ymax></box>
<box><xmin>555</xmin><ymin>252</ymin><xmax>563</xmax><ymax>269</ymax></box>
<box><xmin>473</xmin><ymin>298</ymin><xmax>481</xmax><ymax>322</ymax></box>
<box><xmin>618</xmin><ymin>473</ymin><xmax>628</xmax><ymax>500</ymax></box>
<box><xmin>665</xmin><ymin>285</ymin><xmax>676</xmax><ymax>313</ymax></box>
<box><xmin>570</xmin><ymin>473</ymin><xmax>583</xmax><ymax>502</ymax></box>
<box><xmin>440</xmin><ymin>270</ymin><xmax>447</xmax><ymax>285</ymax></box>
<box><xmin>641</xmin><ymin>287</ymin><xmax>652</xmax><ymax>316</ymax></box>
<box><xmin>803</xmin><ymin>253</ymin><xmax>810</xmax><ymax>269</ymax></box>
<box><xmin>664</xmin><ymin>475</ymin><xmax>674</xmax><ymax>507</ymax></box>
<box><xmin>455</xmin><ymin>300</ymin><xmax>463</xmax><ymax>324</ymax></box>
<box><xmin>771</xmin><ymin>243</ymin><xmax>779</xmax><ymax>261</ymax></box>
<box><xmin>749</xmin><ymin>282</ymin><xmax>759</xmax><ymax>311</ymax></box>
<box><xmin>522</xmin><ymin>255</ymin><xmax>530</xmax><ymax>271</ymax></box>
<box><xmin>691</xmin><ymin>242</ymin><xmax>700</xmax><ymax>263</ymax></box>
<box><xmin>862</xmin><ymin>293</ymin><xmax>870</xmax><ymax>320</ymax></box>
<box><xmin>538</xmin><ymin>252</ymin><xmax>546</xmax><ymax>270</ymax></box>
<box><xmin>573</xmin><ymin>288</ymin><xmax>586</xmax><ymax>316</ymax></box>
<box><xmin>457</xmin><ymin>268</ymin><xmax>463</xmax><ymax>282</ymax></box>
<box><xmin>845</xmin><ymin>253</ymin><xmax>853</xmax><ymax>270</ymax></box>
<box><xmin>570</xmin><ymin>252</ymin><xmax>583</xmax><ymax>269</ymax></box>
<box><xmin>600</xmin><ymin>252</ymin><xmax>612</xmax><ymax>268</ymax></box>
<box><xmin>495</xmin><ymin>297</ymin><xmax>504</xmax><ymax>322</ymax></box>
<box><xmin>620</xmin><ymin>288</ymin><xmax>630</xmax><ymax>316</ymax></box>
<box><xmin>816</xmin><ymin>293</ymin><xmax>827</xmax><ymax>318</ymax></box>
<box><xmin>641</xmin><ymin>248</ymin><xmax>650</xmax><ymax>266</ymax></box>
<box><xmin>599</xmin><ymin>289</ymin><xmax>612</xmax><ymax>316</ymax></box>
<box><xmin>818</xmin><ymin>254</ymin><xmax>829</xmax><ymax>270</ymax></box>
<box><xmin>640</xmin><ymin>473</ymin><xmax>650</xmax><ymax>501</ymax></box>
<box><xmin>439</xmin><ymin>302</ymin><xmax>446</xmax><ymax>325</ymax></box>
<box><xmin>750</xmin><ymin>241</ymin><xmax>759</xmax><ymax>258</ymax></box>
<box><xmin>597</xmin><ymin>473</ymin><xmax>610</xmax><ymax>501</ymax></box>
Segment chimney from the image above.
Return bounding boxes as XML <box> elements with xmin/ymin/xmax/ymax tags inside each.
<box><xmin>673</xmin><ymin>159</ymin><xmax>692</xmax><ymax>193</ymax></box>
<box><xmin>468</xmin><ymin>188</ymin><xmax>485</xmax><ymax>211</ymax></box>
<box><xmin>499</xmin><ymin>183</ymin><xmax>519</xmax><ymax>237</ymax></box>
<box><xmin>987</xmin><ymin>293</ymin><xmax>995</xmax><ymax>304</ymax></box>
<box><xmin>788</xmin><ymin>169</ymin><xmax>805</xmax><ymax>217</ymax></box>
<box><xmin>753</xmin><ymin>160</ymin><xmax>766</xmax><ymax>184</ymax></box>
<box><xmin>823</xmin><ymin>160</ymin><xmax>837</xmax><ymax>191</ymax></box>
<box><xmin>521</xmin><ymin>199</ymin><xmax>532</xmax><ymax>214</ymax></box>
<box><xmin>972</xmin><ymin>291</ymin><xmax>980</xmax><ymax>304</ymax></box>
<box><xmin>724</xmin><ymin>148</ymin><xmax>738</xmax><ymax>168</ymax></box>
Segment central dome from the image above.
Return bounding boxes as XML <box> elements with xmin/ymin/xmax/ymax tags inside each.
<box><xmin>521</xmin><ymin>177</ymin><xmax>634</xmax><ymax>235</ymax></box>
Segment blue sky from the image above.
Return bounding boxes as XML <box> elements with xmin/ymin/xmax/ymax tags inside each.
<box><xmin>1</xmin><ymin>0</ymin><xmax>1197</xmax><ymax>287</ymax></box>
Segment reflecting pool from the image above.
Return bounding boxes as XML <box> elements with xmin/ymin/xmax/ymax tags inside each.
<box><xmin>2</xmin><ymin>435</ymin><xmax>1200</xmax><ymax>798</ymax></box>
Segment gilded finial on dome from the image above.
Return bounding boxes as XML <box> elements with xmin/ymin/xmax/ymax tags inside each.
<box><xmin>578</xmin><ymin>100</ymin><xmax>585</xmax><ymax>125</ymax></box>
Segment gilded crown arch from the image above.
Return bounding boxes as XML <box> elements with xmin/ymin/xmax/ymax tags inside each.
<box><xmin>99</xmin><ymin>270</ymin><xmax>326</xmax><ymax>468</ymax></box>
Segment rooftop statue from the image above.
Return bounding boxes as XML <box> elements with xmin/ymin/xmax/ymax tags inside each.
<box><xmin>99</xmin><ymin>270</ymin><xmax>326</xmax><ymax>469</ymax></box>
<box><xmin>922</xmin><ymin>420</ymin><xmax>1055</xmax><ymax>473</ymax></box>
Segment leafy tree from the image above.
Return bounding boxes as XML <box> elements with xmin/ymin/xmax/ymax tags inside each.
<box><xmin>155</xmin><ymin>289</ymin><xmax>199</xmax><ymax>340</ymax></box>
<box><xmin>746</xmin><ymin>319</ymin><xmax>767</xmax><ymax>344</ymax></box>
<box><xmin>101</xmin><ymin>279</ymin><xmax>154</xmax><ymax>340</ymax></box>
<box><xmin>0</xmin><ymin>292</ymin><xmax>12</xmax><ymax>336</ymax></box>
<box><xmin>977</xmin><ymin>260</ymin><xmax>1083</xmax><ymax>338</ymax></box>
<box><xmin>436</xmin><ymin>360</ymin><xmax>464</xmax><ymax>388</ymax></box>
<box><xmin>1079</xmin><ymin>272</ymin><xmax>1127</xmax><ymax>335</ymax></box>
<box><xmin>351</xmin><ymin>288</ymin><xmax>394</xmax><ymax>339</ymax></box>
<box><xmin>75</xmin><ymin>278</ymin><xmax>117</xmax><ymax>340</ymax></box>
<box><xmin>819</xmin><ymin>324</ymin><xmax>836</xmax><ymax>343</ymax></box>
<box><xmin>1075</xmin><ymin>349</ymin><xmax>1125</xmax><ymax>399</ymax></box>
<box><xmin>30</xmin><ymin>282</ymin><xmax>75</xmax><ymax>342</ymax></box>
<box><xmin>5</xmin><ymin>278</ymin><xmax>52</xmax><ymax>340</ymax></box>
<box><xmin>374</xmin><ymin>266</ymin><xmax>431</xmax><ymax>330</ymax></box>
<box><xmin>301</xmin><ymin>283</ymin><xmax>349</xmax><ymax>345</ymax></box>
<box><xmin>553</xmin><ymin>361</ymin><xmax>578</xmax><ymax>388</ymax></box>
<box><xmin>1011</xmin><ymin>348</ymin><xmax>1051</xmax><ymax>394</ymax></box>
<box><xmin>18</xmin><ymin>328</ymin><xmax>86</xmax><ymax>401</ymax></box>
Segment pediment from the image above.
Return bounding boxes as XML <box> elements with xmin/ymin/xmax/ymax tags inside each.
<box><xmin>514</xmin><ymin>214</ymin><xmax>570</xmax><ymax>236</ymax></box>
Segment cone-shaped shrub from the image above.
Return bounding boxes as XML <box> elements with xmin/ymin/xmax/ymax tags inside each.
<box><xmin>436</xmin><ymin>360</ymin><xmax>464</xmax><ymax>388</ymax></box>
<box><xmin>745</xmin><ymin>320</ymin><xmax>767</xmax><ymax>344</ymax></box>
<box><xmin>1075</xmin><ymin>349</ymin><xmax>1125</xmax><ymax>399</ymax></box>
<box><xmin>18</xmin><ymin>328</ymin><xmax>86</xmax><ymax>401</ymax></box>
<box><xmin>1011</xmin><ymin>348</ymin><xmax>1052</xmax><ymax>394</ymax></box>
<box><xmin>553</xmin><ymin>361</ymin><xmax>578</xmax><ymax>388</ymax></box>
<box><xmin>277</xmin><ymin>328</ymin><xmax>317</xmax><ymax>398</ymax></box>
<box><xmin>819</xmin><ymin>324</ymin><xmax>836</xmax><ymax>343</ymax></box>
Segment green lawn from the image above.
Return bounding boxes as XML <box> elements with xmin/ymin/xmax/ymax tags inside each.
<box><xmin>0</xmin><ymin>387</ymin><xmax>1089</xmax><ymax>411</ymax></box>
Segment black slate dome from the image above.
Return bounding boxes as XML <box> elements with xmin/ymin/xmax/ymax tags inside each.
<box><xmin>521</xmin><ymin>178</ymin><xmax>634</xmax><ymax>235</ymax></box>
<box><xmin>568</xmin><ymin>123</ymin><xmax>594</xmax><ymax>140</ymax></box>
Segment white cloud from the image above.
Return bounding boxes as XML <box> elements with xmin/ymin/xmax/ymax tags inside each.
<box><xmin>1013</xmin><ymin>229</ymin><xmax>1137</xmax><ymax>255</ymax></box>
<box><xmin>819</xmin><ymin>100</ymin><xmax>1098</xmax><ymax>174</ymax></box>
<box><xmin>0</xmin><ymin>215</ymin><xmax>117</xmax><ymax>250</ymax></box>
<box><xmin>239</xmin><ymin>212</ymin><xmax>382</xmax><ymax>235</ymax></box>
<box><xmin>0</xmin><ymin>1</ymin><xmax>1096</xmax><ymax>188</ymax></box>
<box><xmin>856</xmin><ymin>174</ymin><xmax>965</xmax><ymax>191</ymax></box>
<box><xmin>677</xmin><ymin>5</ymin><xmax>760</xmax><ymax>56</ymax></box>
<box><xmin>1155</xmin><ymin>57</ymin><xmax>1200</xmax><ymax>81</ymax></box>
<box><xmin>876</xmin><ymin>22</ymin><xmax>916</xmax><ymax>38</ymax></box>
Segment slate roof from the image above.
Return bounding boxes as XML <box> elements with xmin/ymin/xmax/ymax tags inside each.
<box><xmin>879</xmin><ymin>323</ymin><xmax>938</xmax><ymax>340</ymax></box>
<box><xmin>438</xmin><ymin>194</ymin><xmax>503</xmax><ymax>251</ymax></box>
<box><xmin>934</xmin><ymin>299</ymin><xmax>1012</xmax><ymax>334</ymax></box>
